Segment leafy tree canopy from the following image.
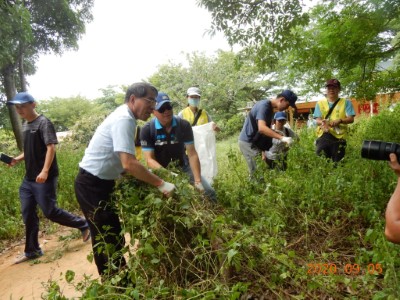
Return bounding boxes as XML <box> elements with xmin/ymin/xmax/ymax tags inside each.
<box><xmin>199</xmin><ymin>0</ymin><xmax>400</xmax><ymax>100</ymax></box>
<box><xmin>148</xmin><ymin>50</ymin><xmax>275</xmax><ymax>120</ymax></box>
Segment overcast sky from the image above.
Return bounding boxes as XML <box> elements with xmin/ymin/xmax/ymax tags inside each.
<box><xmin>28</xmin><ymin>0</ymin><xmax>231</xmax><ymax>100</ymax></box>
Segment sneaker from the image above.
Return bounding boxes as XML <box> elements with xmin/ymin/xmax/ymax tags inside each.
<box><xmin>81</xmin><ymin>228</ymin><xmax>91</xmax><ymax>242</ymax></box>
<box><xmin>14</xmin><ymin>250</ymin><xmax>43</xmax><ymax>264</ymax></box>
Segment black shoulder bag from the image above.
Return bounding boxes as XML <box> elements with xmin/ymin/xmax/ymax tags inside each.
<box><xmin>324</xmin><ymin>98</ymin><xmax>341</xmax><ymax>120</ymax></box>
<box><xmin>192</xmin><ymin>109</ymin><xmax>203</xmax><ymax>126</ymax></box>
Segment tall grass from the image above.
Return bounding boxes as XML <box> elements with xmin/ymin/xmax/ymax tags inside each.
<box><xmin>1</xmin><ymin>105</ymin><xmax>400</xmax><ymax>298</ymax></box>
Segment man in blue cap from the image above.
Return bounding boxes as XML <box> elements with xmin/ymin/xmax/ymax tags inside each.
<box><xmin>238</xmin><ymin>89</ymin><xmax>298</xmax><ymax>175</ymax></box>
<box><xmin>6</xmin><ymin>92</ymin><xmax>90</xmax><ymax>264</ymax></box>
<box><xmin>263</xmin><ymin>111</ymin><xmax>299</xmax><ymax>171</ymax></box>
<box><xmin>140</xmin><ymin>92</ymin><xmax>217</xmax><ymax>203</ymax></box>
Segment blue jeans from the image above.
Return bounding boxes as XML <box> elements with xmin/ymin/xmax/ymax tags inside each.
<box><xmin>19</xmin><ymin>177</ymin><xmax>88</xmax><ymax>257</ymax></box>
<box><xmin>182</xmin><ymin>165</ymin><xmax>217</xmax><ymax>203</ymax></box>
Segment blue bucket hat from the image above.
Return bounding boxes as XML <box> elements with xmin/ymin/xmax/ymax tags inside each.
<box><xmin>7</xmin><ymin>92</ymin><xmax>35</xmax><ymax>105</ymax></box>
<box><xmin>155</xmin><ymin>92</ymin><xmax>172</xmax><ymax>111</ymax></box>
<box><xmin>274</xmin><ymin>111</ymin><xmax>287</xmax><ymax>120</ymax></box>
<box><xmin>279</xmin><ymin>90</ymin><xmax>297</xmax><ymax>109</ymax></box>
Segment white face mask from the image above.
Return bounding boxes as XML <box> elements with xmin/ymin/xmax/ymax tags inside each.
<box><xmin>188</xmin><ymin>98</ymin><xmax>200</xmax><ymax>107</ymax></box>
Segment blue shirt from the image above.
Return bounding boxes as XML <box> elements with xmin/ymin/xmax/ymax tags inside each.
<box><xmin>239</xmin><ymin>99</ymin><xmax>274</xmax><ymax>143</ymax></box>
<box><xmin>79</xmin><ymin>104</ymin><xmax>136</xmax><ymax>180</ymax></box>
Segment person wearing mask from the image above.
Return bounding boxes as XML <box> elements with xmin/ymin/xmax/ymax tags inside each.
<box><xmin>178</xmin><ymin>87</ymin><xmax>220</xmax><ymax>131</ymax></box>
<box><xmin>263</xmin><ymin>111</ymin><xmax>299</xmax><ymax>171</ymax></box>
<box><xmin>141</xmin><ymin>92</ymin><xmax>217</xmax><ymax>203</ymax></box>
<box><xmin>238</xmin><ymin>90</ymin><xmax>298</xmax><ymax>175</ymax></box>
<box><xmin>314</xmin><ymin>79</ymin><xmax>356</xmax><ymax>163</ymax></box>
<box><xmin>6</xmin><ymin>92</ymin><xmax>90</xmax><ymax>264</ymax></box>
<box><xmin>74</xmin><ymin>82</ymin><xmax>175</xmax><ymax>277</ymax></box>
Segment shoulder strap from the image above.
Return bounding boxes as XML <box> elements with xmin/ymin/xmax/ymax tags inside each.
<box><xmin>192</xmin><ymin>109</ymin><xmax>203</xmax><ymax>126</ymax></box>
<box><xmin>325</xmin><ymin>98</ymin><xmax>341</xmax><ymax>120</ymax></box>
<box><xmin>284</xmin><ymin>127</ymin><xmax>289</xmax><ymax>136</ymax></box>
<box><xmin>150</xmin><ymin>118</ymin><xmax>156</xmax><ymax>140</ymax></box>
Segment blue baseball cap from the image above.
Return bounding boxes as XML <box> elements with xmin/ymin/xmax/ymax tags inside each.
<box><xmin>7</xmin><ymin>92</ymin><xmax>35</xmax><ymax>105</ymax></box>
<box><xmin>274</xmin><ymin>111</ymin><xmax>287</xmax><ymax>120</ymax></box>
<box><xmin>155</xmin><ymin>92</ymin><xmax>172</xmax><ymax>111</ymax></box>
<box><xmin>279</xmin><ymin>90</ymin><xmax>297</xmax><ymax>108</ymax></box>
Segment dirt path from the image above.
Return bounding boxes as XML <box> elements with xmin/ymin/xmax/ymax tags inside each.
<box><xmin>0</xmin><ymin>227</ymin><xmax>98</xmax><ymax>300</ymax></box>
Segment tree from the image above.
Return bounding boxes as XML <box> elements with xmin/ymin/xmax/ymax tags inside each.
<box><xmin>0</xmin><ymin>0</ymin><xmax>94</xmax><ymax>149</ymax></box>
<box><xmin>38</xmin><ymin>96</ymin><xmax>96</xmax><ymax>132</ymax></box>
<box><xmin>149</xmin><ymin>50</ymin><xmax>273</xmax><ymax>121</ymax></box>
<box><xmin>199</xmin><ymin>0</ymin><xmax>400</xmax><ymax>100</ymax></box>
<box><xmin>198</xmin><ymin>0</ymin><xmax>309</xmax><ymax>70</ymax></box>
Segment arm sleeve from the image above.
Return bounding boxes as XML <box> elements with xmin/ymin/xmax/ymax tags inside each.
<box><xmin>41</xmin><ymin>118</ymin><xmax>58</xmax><ymax>145</ymax></box>
<box><xmin>313</xmin><ymin>103</ymin><xmax>322</xmax><ymax>118</ymax></box>
<box><xmin>181</xmin><ymin>120</ymin><xmax>194</xmax><ymax>145</ymax></box>
<box><xmin>345</xmin><ymin>99</ymin><xmax>356</xmax><ymax>116</ymax></box>
<box><xmin>140</xmin><ymin>122</ymin><xmax>155</xmax><ymax>151</ymax></box>
<box><xmin>111</xmin><ymin>118</ymin><xmax>135</xmax><ymax>155</ymax></box>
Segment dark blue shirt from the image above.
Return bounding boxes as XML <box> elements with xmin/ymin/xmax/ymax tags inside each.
<box><xmin>140</xmin><ymin>116</ymin><xmax>194</xmax><ymax>168</ymax></box>
<box><xmin>239</xmin><ymin>100</ymin><xmax>274</xmax><ymax>143</ymax></box>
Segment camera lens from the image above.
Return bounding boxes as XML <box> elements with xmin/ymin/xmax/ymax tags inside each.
<box><xmin>361</xmin><ymin>140</ymin><xmax>400</xmax><ymax>162</ymax></box>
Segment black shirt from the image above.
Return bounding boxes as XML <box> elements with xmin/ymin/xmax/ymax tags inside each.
<box><xmin>23</xmin><ymin>115</ymin><xmax>59</xmax><ymax>180</ymax></box>
<box><xmin>140</xmin><ymin>116</ymin><xmax>194</xmax><ymax>168</ymax></box>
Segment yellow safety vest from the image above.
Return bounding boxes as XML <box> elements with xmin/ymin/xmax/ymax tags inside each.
<box><xmin>316</xmin><ymin>98</ymin><xmax>348</xmax><ymax>139</ymax></box>
<box><xmin>181</xmin><ymin>107</ymin><xmax>209</xmax><ymax>126</ymax></box>
<box><xmin>134</xmin><ymin>126</ymin><xmax>142</xmax><ymax>160</ymax></box>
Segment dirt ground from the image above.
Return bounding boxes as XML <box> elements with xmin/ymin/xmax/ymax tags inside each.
<box><xmin>0</xmin><ymin>227</ymin><xmax>98</xmax><ymax>300</ymax></box>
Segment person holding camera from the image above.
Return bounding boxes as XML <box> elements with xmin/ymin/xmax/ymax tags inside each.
<box><xmin>314</xmin><ymin>79</ymin><xmax>356</xmax><ymax>163</ymax></box>
<box><xmin>385</xmin><ymin>153</ymin><xmax>400</xmax><ymax>243</ymax></box>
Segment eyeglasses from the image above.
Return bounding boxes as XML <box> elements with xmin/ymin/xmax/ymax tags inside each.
<box><xmin>140</xmin><ymin>97</ymin><xmax>156</xmax><ymax>109</ymax></box>
<box><xmin>157</xmin><ymin>104</ymin><xmax>173</xmax><ymax>113</ymax></box>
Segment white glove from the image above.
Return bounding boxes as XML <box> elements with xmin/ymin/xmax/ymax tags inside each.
<box><xmin>281</xmin><ymin>136</ymin><xmax>294</xmax><ymax>146</ymax></box>
<box><xmin>194</xmin><ymin>182</ymin><xmax>205</xmax><ymax>192</ymax></box>
<box><xmin>157</xmin><ymin>180</ymin><xmax>175</xmax><ymax>196</ymax></box>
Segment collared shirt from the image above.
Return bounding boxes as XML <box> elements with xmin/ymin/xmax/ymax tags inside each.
<box><xmin>140</xmin><ymin>116</ymin><xmax>193</xmax><ymax>168</ymax></box>
<box><xmin>79</xmin><ymin>104</ymin><xmax>136</xmax><ymax>180</ymax></box>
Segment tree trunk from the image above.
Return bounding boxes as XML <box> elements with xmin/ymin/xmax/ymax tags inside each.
<box><xmin>18</xmin><ymin>51</ymin><xmax>28</xmax><ymax>92</ymax></box>
<box><xmin>2</xmin><ymin>64</ymin><xmax>23</xmax><ymax>151</ymax></box>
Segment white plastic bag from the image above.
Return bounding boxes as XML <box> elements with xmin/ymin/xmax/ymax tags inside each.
<box><xmin>192</xmin><ymin>122</ymin><xmax>218</xmax><ymax>184</ymax></box>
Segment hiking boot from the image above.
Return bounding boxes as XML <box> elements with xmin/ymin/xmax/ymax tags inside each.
<box><xmin>82</xmin><ymin>228</ymin><xmax>91</xmax><ymax>242</ymax></box>
<box><xmin>14</xmin><ymin>250</ymin><xmax>43</xmax><ymax>264</ymax></box>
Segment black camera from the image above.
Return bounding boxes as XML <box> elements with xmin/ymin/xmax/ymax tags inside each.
<box><xmin>361</xmin><ymin>140</ymin><xmax>400</xmax><ymax>162</ymax></box>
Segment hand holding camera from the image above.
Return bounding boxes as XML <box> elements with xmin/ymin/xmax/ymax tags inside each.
<box><xmin>389</xmin><ymin>154</ymin><xmax>400</xmax><ymax>177</ymax></box>
<box><xmin>361</xmin><ymin>140</ymin><xmax>400</xmax><ymax>163</ymax></box>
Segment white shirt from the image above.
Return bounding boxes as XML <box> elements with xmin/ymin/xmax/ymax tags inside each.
<box><xmin>79</xmin><ymin>104</ymin><xmax>136</xmax><ymax>180</ymax></box>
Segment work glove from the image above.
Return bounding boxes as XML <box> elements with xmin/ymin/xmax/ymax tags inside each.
<box><xmin>194</xmin><ymin>182</ymin><xmax>205</xmax><ymax>192</ymax></box>
<box><xmin>157</xmin><ymin>180</ymin><xmax>175</xmax><ymax>196</ymax></box>
<box><xmin>281</xmin><ymin>136</ymin><xmax>294</xmax><ymax>146</ymax></box>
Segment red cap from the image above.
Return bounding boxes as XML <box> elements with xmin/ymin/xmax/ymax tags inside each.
<box><xmin>325</xmin><ymin>79</ymin><xmax>341</xmax><ymax>88</ymax></box>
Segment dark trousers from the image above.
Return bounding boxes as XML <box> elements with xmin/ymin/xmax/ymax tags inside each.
<box><xmin>74</xmin><ymin>168</ymin><xmax>126</xmax><ymax>276</ymax></box>
<box><xmin>316</xmin><ymin>133</ymin><xmax>347</xmax><ymax>163</ymax></box>
<box><xmin>265</xmin><ymin>156</ymin><xmax>287</xmax><ymax>171</ymax></box>
<box><xmin>19</xmin><ymin>177</ymin><xmax>88</xmax><ymax>257</ymax></box>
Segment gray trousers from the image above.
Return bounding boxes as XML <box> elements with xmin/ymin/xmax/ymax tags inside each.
<box><xmin>238</xmin><ymin>140</ymin><xmax>260</xmax><ymax>175</ymax></box>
